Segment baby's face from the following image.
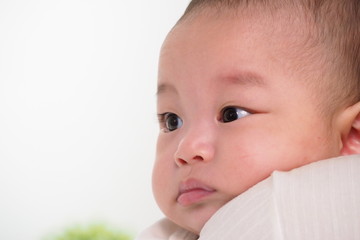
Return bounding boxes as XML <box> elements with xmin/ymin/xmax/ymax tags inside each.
<box><xmin>153</xmin><ymin>11</ymin><xmax>342</xmax><ymax>234</ymax></box>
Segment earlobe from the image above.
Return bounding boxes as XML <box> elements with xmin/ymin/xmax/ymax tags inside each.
<box><xmin>339</xmin><ymin>102</ymin><xmax>360</xmax><ymax>155</ymax></box>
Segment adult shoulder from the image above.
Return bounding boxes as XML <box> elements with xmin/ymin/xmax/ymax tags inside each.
<box><xmin>199</xmin><ymin>155</ymin><xmax>360</xmax><ymax>240</ymax></box>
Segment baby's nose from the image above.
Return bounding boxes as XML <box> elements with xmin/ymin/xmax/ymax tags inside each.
<box><xmin>174</xmin><ymin>129</ymin><xmax>215</xmax><ymax>167</ymax></box>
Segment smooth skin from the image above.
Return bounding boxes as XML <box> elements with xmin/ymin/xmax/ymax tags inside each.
<box><xmin>153</xmin><ymin>9</ymin><xmax>360</xmax><ymax>235</ymax></box>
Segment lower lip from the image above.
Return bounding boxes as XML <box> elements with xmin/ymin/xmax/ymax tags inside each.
<box><xmin>177</xmin><ymin>189</ymin><xmax>215</xmax><ymax>206</ymax></box>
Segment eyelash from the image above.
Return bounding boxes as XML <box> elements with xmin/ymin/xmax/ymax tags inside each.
<box><xmin>158</xmin><ymin>106</ymin><xmax>252</xmax><ymax>133</ymax></box>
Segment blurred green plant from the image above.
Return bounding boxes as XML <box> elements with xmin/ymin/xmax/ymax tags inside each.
<box><xmin>44</xmin><ymin>223</ymin><xmax>133</xmax><ymax>240</ymax></box>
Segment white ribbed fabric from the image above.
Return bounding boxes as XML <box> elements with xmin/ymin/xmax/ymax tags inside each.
<box><xmin>136</xmin><ymin>155</ymin><xmax>360</xmax><ymax>240</ymax></box>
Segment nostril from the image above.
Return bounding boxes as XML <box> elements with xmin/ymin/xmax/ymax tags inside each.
<box><xmin>176</xmin><ymin>155</ymin><xmax>205</xmax><ymax>166</ymax></box>
<box><xmin>177</xmin><ymin>158</ymin><xmax>188</xmax><ymax>166</ymax></box>
<box><xmin>193</xmin><ymin>155</ymin><xmax>204</xmax><ymax>161</ymax></box>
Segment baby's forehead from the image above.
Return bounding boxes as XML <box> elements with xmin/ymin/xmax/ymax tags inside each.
<box><xmin>177</xmin><ymin>6</ymin><xmax>312</xmax><ymax>47</ymax></box>
<box><xmin>160</xmin><ymin>8</ymin><xmax>329</xmax><ymax>104</ymax></box>
<box><xmin>165</xmin><ymin>8</ymin><xmax>316</xmax><ymax>70</ymax></box>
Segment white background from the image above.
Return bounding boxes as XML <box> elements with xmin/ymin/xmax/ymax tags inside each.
<box><xmin>0</xmin><ymin>1</ymin><xmax>189</xmax><ymax>239</ymax></box>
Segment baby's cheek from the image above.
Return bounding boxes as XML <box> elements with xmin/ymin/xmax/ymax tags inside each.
<box><xmin>152</xmin><ymin>162</ymin><xmax>164</xmax><ymax>193</ymax></box>
<box><xmin>152</xmin><ymin>159</ymin><xmax>172</xmax><ymax>197</ymax></box>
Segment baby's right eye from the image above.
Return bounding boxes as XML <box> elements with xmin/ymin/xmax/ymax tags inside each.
<box><xmin>158</xmin><ymin>113</ymin><xmax>183</xmax><ymax>132</ymax></box>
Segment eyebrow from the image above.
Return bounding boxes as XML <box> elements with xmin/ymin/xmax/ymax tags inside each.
<box><xmin>156</xmin><ymin>71</ymin><xmax>265</xmax><ymax>96</ymax></box>
<box><xmin>224</xmin><ymin>71</ymin><xmax>266</xmax><ymax>87</ymax></box>
<box><xmin>156</xmin><ymin>82</ymin><xmax>178</xmax><ymax>96</ymax></box>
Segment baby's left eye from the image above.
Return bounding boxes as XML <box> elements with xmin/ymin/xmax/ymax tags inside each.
<box><xmin>221</xmin><ymin>107</ymin><xmax>251</xmax><ymax>123</ymax></box>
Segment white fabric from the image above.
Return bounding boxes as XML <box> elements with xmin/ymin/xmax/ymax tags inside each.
<box><xmin>135</xmin><ymin>218</ymin><xmax>198</xmax><ymax>240</ymax></box>
<box><xmin>136</xmin><ymin>155</ymin><xmax>360</xmax><ymax>240</ymax></box>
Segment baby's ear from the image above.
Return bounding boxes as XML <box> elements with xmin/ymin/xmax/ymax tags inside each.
<box><xmin>339</xmin><ymin>102</ymin><xmax>360</xmax><ymax>155</ymax></box>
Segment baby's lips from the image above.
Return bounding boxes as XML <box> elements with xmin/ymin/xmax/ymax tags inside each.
<box><xmin>179</xmin><ymin>178</ymin><xmax>215</xmax><ymax>194</ymax></box>
<box><xmin>177</xmin><ymin>179</ymin><xmax>216</xmax><ymax>206</ymax></box>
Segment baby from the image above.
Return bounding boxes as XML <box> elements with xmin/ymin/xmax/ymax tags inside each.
<box><xmin>138</xmin><ymin>0</ymin><xmax>360</xmax><ymax>239</ymax></box>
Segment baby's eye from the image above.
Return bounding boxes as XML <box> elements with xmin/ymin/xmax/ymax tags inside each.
<box><xmin>221</xmin><ymin>107</ymin><xmax>250</xmax><ymax>123</ymax></box>
<box><xmin>159</xmin><ymin>113</ymin><xmax>183</xmax><ymax>132</ymax></box>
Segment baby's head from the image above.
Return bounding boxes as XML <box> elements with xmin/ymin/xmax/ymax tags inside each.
<box><xmin>153</xmin><ymin>0</ymin><xmax>360</xmax><ymax>235</ymax></box>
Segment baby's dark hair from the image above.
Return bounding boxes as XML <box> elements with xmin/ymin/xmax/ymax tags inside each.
<box><xmin>177</xmin><ymin>0</ymin><xmax>360</xmax><ymax>115</ymax></box>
